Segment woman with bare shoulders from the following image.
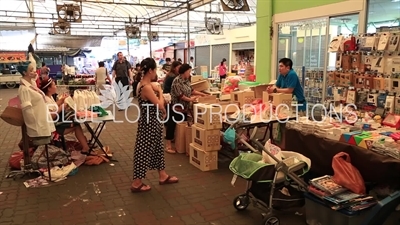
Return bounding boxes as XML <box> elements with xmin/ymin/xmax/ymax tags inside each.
<box><xmin>131</xmin><ymin>57</ymin><xmax>179</xmax><ymax>193</ymax></box>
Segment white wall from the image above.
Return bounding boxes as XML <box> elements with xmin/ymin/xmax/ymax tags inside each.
<box><xmin>194</xmin><ymin>26</ymin><xmax>256</xmax><ymax>46</ymax></box>
<box><xmin>194</xmin><ymin>26</ymin><xmax>256</xmax><ymax>73</ymax></box>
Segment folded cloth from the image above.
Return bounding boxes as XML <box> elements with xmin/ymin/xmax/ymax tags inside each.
<box><xmin>85</xmin><ymin>155</ymin><xmax>109</xmax><ymax>166</ymax></box>
<box><xmin>43</xmin><ymin>163</ymin><xmax>77</xmax><ymax>181</ymax></box>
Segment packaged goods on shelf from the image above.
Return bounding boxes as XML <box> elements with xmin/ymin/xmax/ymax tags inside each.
<box><xmin>200</xmin><ymin>66</ymin><xmax>208</xmax><ymax>79</ymax></box>
<box><xmin>189</xmin><ymin>143</ymin><xmax>218</xmax><ymax>172</ymax></box>
<box><xmin>191</xmin><ymin>124</ymin><xmax>221</xmax><ymax>152</ymax></box>
<box><xmin>193</xmin><ymin>103</ymin><xmax>223</xmax><ymax>130</ymax></box>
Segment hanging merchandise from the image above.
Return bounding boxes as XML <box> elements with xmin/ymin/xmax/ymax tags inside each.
<box><xmin>387</xmin><ymin>33</ymin><xmax>399</xmax><ymax>52</ymax></box>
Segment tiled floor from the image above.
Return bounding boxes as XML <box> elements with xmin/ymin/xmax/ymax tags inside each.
<box><xmin>0</xmin><ymin>87</ymin><xmax>307</xmax><ymax>225</ymax></box>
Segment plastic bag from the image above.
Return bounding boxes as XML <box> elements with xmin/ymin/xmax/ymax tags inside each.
<box><xmin>223</xmin><ymin>76</ymin><xmax>243</xmax><ymax>93</ymax></box>
<box><xmin>262</xmin><ymin>139</ymin><xmax>283</xmax><ymax>164</ymax></box>
<box><xmin>223</xmin><ymin>127</ymin><xmax>236</xmax><ymax>149</ymax></box>
<box><xmin>332</xmin><ymin>152</ymin><xmax>366</xmax><ymax>195</ymax></box>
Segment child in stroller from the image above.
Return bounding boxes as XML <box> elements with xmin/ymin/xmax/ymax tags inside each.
<box><xmin>228</xmin><ymin>126</ymin><xmax>311</xmax><ymax>225</ymax></box>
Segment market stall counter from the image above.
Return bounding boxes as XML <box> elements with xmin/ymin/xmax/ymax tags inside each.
<box><xmin>284</xmin><ymin>129</ymin><xmax>400</xmax><ymax>184</ymax></box>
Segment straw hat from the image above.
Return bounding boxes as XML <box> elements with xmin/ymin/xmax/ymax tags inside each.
<box><xmin>1</xmin><ymin>106</ymin><xmax>24</xmax><ymax>126</ymax></box>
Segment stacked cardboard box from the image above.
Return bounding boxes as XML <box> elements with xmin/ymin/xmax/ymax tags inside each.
<box><xmin>189</xmin><ymin>104</ymin><xmax>222</xmax><ymax>171</ymax></box>
<box><xmin>184</xmin><ymin>95</ymin><xmax>218</xmax><ymax>155</ymax></box>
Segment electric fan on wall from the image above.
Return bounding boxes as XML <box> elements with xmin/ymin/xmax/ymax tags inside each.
<box><xmin>148</xmin><ymin>32</ymin><xmax>159</xmax><ymax>41</ymax></box>
<box><xmin>220</xmin><ymin>0</ymin><xmax>250</xmax><ymax>11</ymax></box>
<box><xmin>53</xmin><ymin>22</ymin><xmax>71</xmax><ymax>35</ymax></box>
<box><xmin>126</xmin><ymin>26</ymin><xmax>141</xmax><ymax>39</ymax></box>
<box><xmin>56</xmin><ymin>4</ymin><xmax>82</xmax><ymax>23</ymax></box>
<box><xmin>205</xmin><ymin>17</ymin><xmax>223</xmax><ymax>35</ymax></box>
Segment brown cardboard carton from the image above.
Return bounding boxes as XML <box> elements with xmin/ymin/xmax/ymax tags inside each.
<box><xmin>185</xmin><ymin>125</ymin><xmax>192</xmax><ymax>156</ymax></box>
<box><xmin>196</xmin><ymin>95</ymin><xmax>218</xmax><ymax>104</ymax></box>
<box><xmin>264</xmin><ymin>93</ymin><xmax>292</xmax><ymax>107</ymax></box>
<box><xmin>191</xmin><ymin>80</ymin><xmax>209</xmax><ymax>92</ymax></box>
<box><xmin>189</xmin><ymin>143</ymin><xmax>218</xmax><ymax>171</ymax></box>
<box><xmin>230</xmin><ymin>91</ymin><xmax>255</xmax><ymax>106</ymax></box>
<box><xmin>175</xmin><ymin>123</ymin><xmax>187</xmax><ymax>154</ymax></box>
<box><xmin>191</xmin><ymin>124</ymin><xmax>221</xmax><ymax>152</ymax></box>
<box><xmin>191</xmin><ymin>75</ymin><xmax>203</xmax><ymax>83</ymax></box>
<box><xmin>193</xmin><ymin>103</ymin><xmax>223</xmax><ymax>129</ymax></box>
<box><xmin>251</xmin><ymin>84</ymin><xmax>269</xmax><ymax>98</ymax></box>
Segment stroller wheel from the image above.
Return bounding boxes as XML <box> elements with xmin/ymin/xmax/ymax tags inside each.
<box><xmin>233</xmin><ymin>194</ymin><xmax>250</xmax><ymax>211</ymax></box>
<box><xmin>263</xmin><ymin>216</ymin><xmax>279</xmax><ymax>225</ymax></box>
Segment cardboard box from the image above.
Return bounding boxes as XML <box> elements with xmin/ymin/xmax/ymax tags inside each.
<box><xmin>251</xmin><ymin>84</ymin><xmax>269</xmax><ymax>98</ymax></box>
<box><xmin>191</xmin><ymin>124</ymin><xmax>221</xmax><ymax>152</ymax></box>
<box><xmin>196</xmin><ymin>95</ymin><xmax>217</xmax><ymax>104</ymax></box>
<box><xmin>185</xmin><ymin>125</ymin><xmax>192</xmax><ymax>155</ymax></box>
<box><xmin>230</xmin><ymin>91</ymin><xmax>255</xmax><ymax>106</ymax></box>
<box><xmin>263</xmin><ymin>93</ymin><xmax>293</xmax><ymax>107</ymax></box>
<box><xmin>193</xmin><ymin>103</ymin><xmax>223</xmax><ymax>129</ymax></box>
<box><xmin>191</xmin><ymin>75</ymin><xmax>203</xmax><ymax>83</ymax></box>
<box><xmin>219</xmin><ymin>94</ymin><xmax>231</xmax><ymax>101</ymax></box>
<box><xmin>216</xmin><ymin>101</ymin><xmax>240</xmax><ymax>115</ymax></box>
<box><xmin>191</xmin><ymin>80</ymin><xmax>209</xmax><ymax>92</ymax></box>
<box><xmin>189</xmin><ymin>143</ymin><xmax>218</xmax><ymax>171</ymax></box>
<box><xmin>175</xmin><ymin>123</ymin><xmax>187</xmax><ymax>154</ymax></box>
<box><xmin>262</xmin><ymin>91</ymin><xmax>269</xmax><ymax>103</ymax></box>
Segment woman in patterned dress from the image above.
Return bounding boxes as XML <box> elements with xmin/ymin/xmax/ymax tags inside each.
<box><xmin>131</xmin><ymin>58</ymin><xmax>179</xmax><ymax>193</ymax></box>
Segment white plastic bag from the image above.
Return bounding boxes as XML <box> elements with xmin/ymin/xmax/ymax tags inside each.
<box><xmin>262</xmin><ymin>139</ymin><xmax>283</xmax><ymax>164</ymax></box>
<box><xmin>91</xmin><ymin>90</ymin><xmax>100</xmax><ymax>105</ymax></box>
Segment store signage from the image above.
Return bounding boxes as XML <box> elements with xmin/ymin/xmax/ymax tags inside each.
<box><xmin>195</xmin><ymin>35</ymin><xmax>210</xmax><ymax>46</ymax></box>
<box><xmin>0</xmin><ymin>52</ymin><xmax>26</xmax><ymax>62</ymax></box>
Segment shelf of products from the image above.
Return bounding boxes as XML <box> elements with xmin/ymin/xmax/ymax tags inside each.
<box><xmin>326</xmin><ymin>31</ymin><xmax>400</xmax><ymax>116</ymax></box>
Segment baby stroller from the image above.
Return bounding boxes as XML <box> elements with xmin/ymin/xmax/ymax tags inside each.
<box><xmin>228</xmin><ymin>125</ymin><xmax>310</xmax><ymax>225</ymax></box>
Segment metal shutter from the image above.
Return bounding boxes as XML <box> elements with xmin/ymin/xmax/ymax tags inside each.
<box><xmin>211</xmin><ymin>44</ymin><xmax>230</xmax><ymax>73</ymax></box>
<box><xmin>175</xmin><ymin>50</ymin><xmax>184</xmax><ymax>61</ymax></box>
<box><xmin>232</xmin><ymin>42</ymin><xmax>255</xmax><ymax>50</ymax></box>
<box><xmin>195</xmin><ymin>46</ymin><xmax>210</xmax><ymax>74</ymax></box>
<box><xmin>189</xmin><ymin>48</ymin><xmax>195</xmax><ymax>59</ymax></box>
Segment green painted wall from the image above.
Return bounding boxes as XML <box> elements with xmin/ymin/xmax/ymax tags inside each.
<box><xmin>256</xmin><ymin>0</ymin><xmax>347</xmax><ymax>83</ymax></box>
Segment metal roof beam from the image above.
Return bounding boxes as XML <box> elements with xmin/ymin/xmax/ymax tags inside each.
<box><xmin>150</xmin><ymin>0</ymin><xmax>215</xmax><ymax>24</ymax></box>
<box><xmin>72</xmin><ymin>0</ymin><xmax>186</xmax><ymax>9</ymax></box>
<box><xmin>0</xmin><ymin>10</ymin><xmax>148</xmax><ymax>23</ymax></box>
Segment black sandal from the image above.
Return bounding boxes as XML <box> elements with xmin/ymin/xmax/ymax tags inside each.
<box><xmin>80</xmin><ymin>151</ymin><xmax>91</xmax><ymax>156</ymax></box>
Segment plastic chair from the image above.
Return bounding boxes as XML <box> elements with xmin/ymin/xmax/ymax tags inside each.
<box><xmin>360</xmin><ymin>191</ymin><xmax>400</xmax><ymax>225</ymax></box>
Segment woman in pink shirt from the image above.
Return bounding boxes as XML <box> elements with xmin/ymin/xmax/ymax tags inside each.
<box><xmin>218</xmin><ymin>58</ymin><xmax>227</xmax><ymax>79</ymax></box>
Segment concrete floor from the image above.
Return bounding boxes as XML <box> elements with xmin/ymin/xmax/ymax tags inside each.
<box><xmin>0</xmin><ymin>86</ymin><xmax>307</xmax><ymax>225</ymax></box>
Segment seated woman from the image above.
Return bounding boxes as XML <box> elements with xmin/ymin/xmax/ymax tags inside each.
<box><xmin>40</xmin><ymin>78</ymin><xmax>91</xmax><ymax>155</ymax></box>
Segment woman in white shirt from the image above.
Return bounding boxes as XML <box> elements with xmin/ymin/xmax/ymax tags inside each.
<box><xmin>95</xmin><ymin>61</ymin><xmax>111</xmax><ymax>94</ymax></box>
<box><xmin>17</xmin><ymin>63</ymin><xmax>55</xmax><ymax>139</ymax></box>
<box><xmin>40</xmin><ymin>78</ymin><xmax>91</xmax><ymax>155</ymax></box>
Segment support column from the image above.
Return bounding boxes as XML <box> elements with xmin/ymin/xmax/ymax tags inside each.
<box><xmin>187</xmin><ymin>3</ymin><xmax>191</xmax><ymax>62</ymax></box>
<box><xmin>256</xmin><ymin>0</ymin><xmax>272</xmax><ymax>83</ymax></box>
<box><xmin>149</xmin><ymin>19</ymin><xmax>152</xmax><ymax>57</ymax></box>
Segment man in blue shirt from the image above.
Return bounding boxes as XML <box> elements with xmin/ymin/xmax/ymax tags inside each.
<box><xmin>267</xmin><ymin>58</ymin><xmax>306</xmax><ymax>113</ymax></box>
